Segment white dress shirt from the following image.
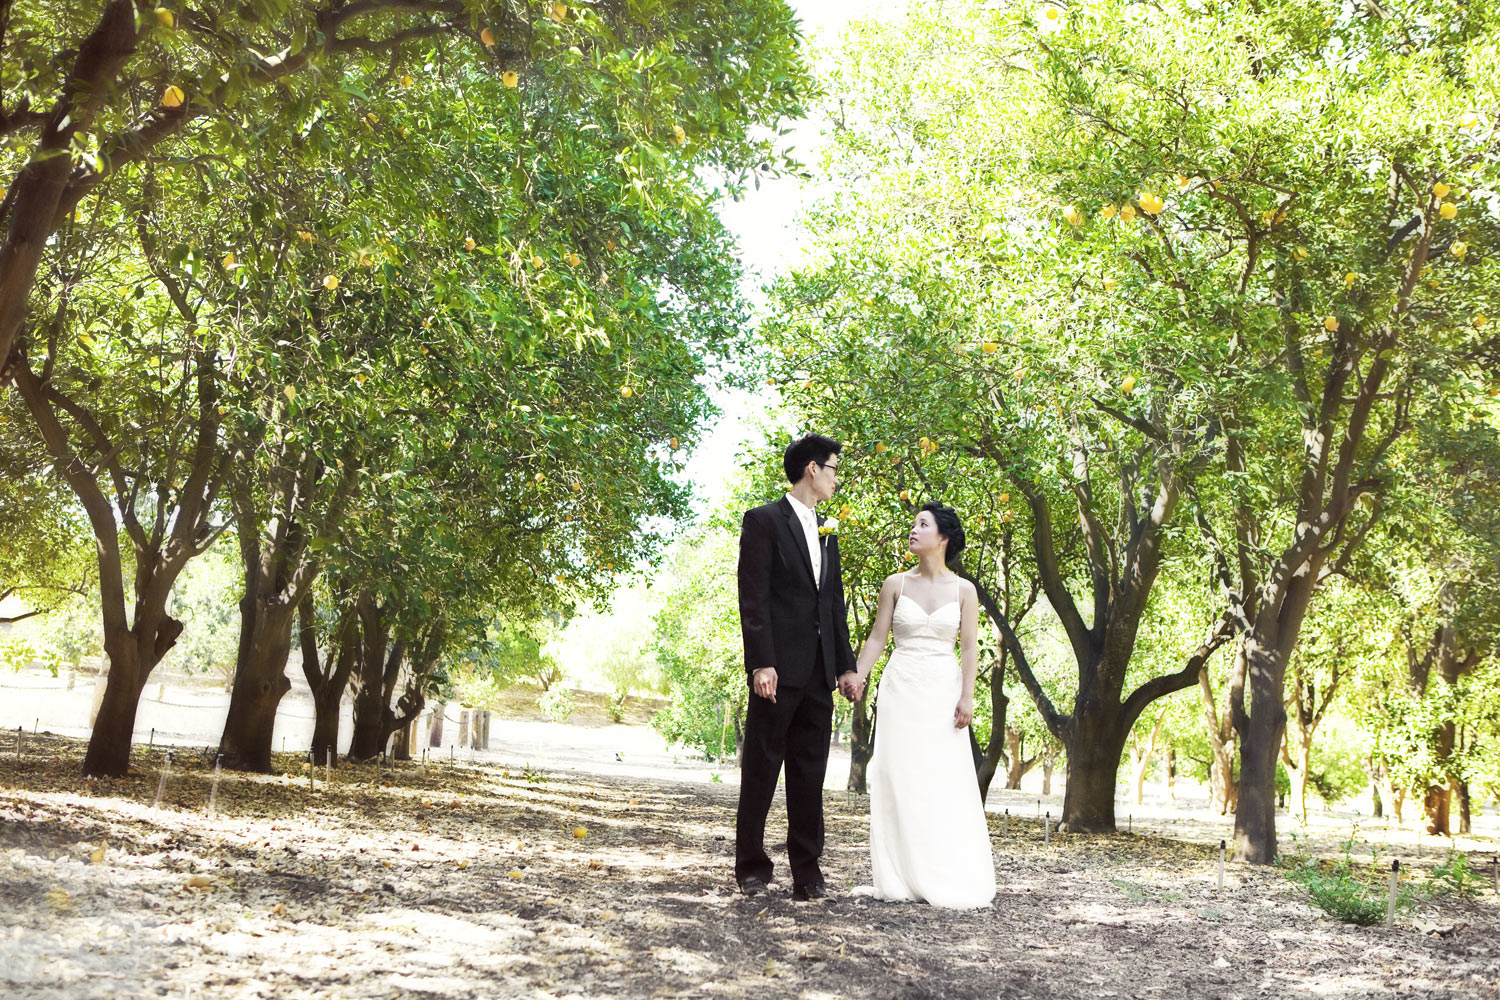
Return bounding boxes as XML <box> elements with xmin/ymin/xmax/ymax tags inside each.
<box><xmin>786</xmin><ymin>493</ymin><xmax>821</xmax><ymax>585</ymax></box>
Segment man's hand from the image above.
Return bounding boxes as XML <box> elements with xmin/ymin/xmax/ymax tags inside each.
<box><xmin>753</xmin><ymin>667</ymin><xmax>778</xmax><ymax>703</ymax></box>
<box><xmin>838</xmin><ymin>673</ymin><xmax>864</xmax><ymax>702</ymax></box>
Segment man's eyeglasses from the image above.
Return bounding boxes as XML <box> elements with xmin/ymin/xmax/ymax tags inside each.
<box><xmin>815</xmin><ymin>461</ymin><xmax>842</xmax><ymax>474</ymax></box>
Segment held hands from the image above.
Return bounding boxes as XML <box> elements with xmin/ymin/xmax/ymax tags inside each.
<box><xmin>752</xmin><ymin>667</ymin><xmax>778</xmax><ymax>704</ymax></box>
<box><xmin>838</xmin><ymin>672</ymin><xmax>865</xmax><ymax>703</ymax></box>
<box><xmin>953</xmin><ymin>694</ymin><xmax>974</xmax><ymax>729</ymax></box>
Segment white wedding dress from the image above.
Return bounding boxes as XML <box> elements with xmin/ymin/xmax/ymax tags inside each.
<box><xmin>866</xmin><ymin>574</ymin><xmax>995</xmax><ymax>908</ymax></box>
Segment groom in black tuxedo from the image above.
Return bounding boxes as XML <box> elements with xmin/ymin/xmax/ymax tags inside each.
<box><xmin>735</xmin><ymin>434</ymin><xmax>861</xmax><ymax>900</ymax></box>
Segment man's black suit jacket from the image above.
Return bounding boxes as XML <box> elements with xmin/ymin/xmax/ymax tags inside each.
<box><xmin>737</xmin><ymin>496</ymin><xmax>857</xmax><ymax>691</ymax></box>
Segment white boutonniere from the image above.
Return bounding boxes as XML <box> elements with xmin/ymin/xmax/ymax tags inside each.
<box><xmin>818</xmin><ymin>517</ymin><xmax>839</xmax><ymax>538</ymax></box>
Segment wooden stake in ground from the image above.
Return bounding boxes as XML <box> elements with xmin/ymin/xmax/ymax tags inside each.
<box><xmin>1217</xmin><ymin>839</ymin><xmax>1226</xmax><ymax>892</ymax></box>
<box><xmin>1003</xmin><ymin>809</ymin><xmax>1008</xmax><ymax>836</ymax></box>
<box><xmin>207</xmin><ymin>754</ymin><xmax>223</xmax><ymax>816</ymax></box>
<box><xmin>307</xmin><ymin>751</ymin><xmax>315</xmax><ymax>794</ymax></box>
<box><xmin>1044</xmin><ymin>811</ymin><xmax>1051</xmax><ymax>845</ymax></box>
<box><xmin>14</xmin><ymin>726</ymin><xmax>20</xmax><ymax>762</ymax></box>
<box><xmin>153</xmin><ymin>751</ymin><xmax>173</xmax><ymax>810</ymax></box>
<box><xmin>1386</xmin><ymin>859</ymin><xmax>1400</xmax><ymax>928</ymax></box>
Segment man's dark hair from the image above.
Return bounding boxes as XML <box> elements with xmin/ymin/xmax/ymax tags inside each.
<box><xmin>783</xmin><ymin>433</ymin><xmax>842</xmax><ymax>484</ymax></box>
<box><xmin>920</xmin><ymin>501</ymin><xmax>966</xmax><ymax>560</ymax></box>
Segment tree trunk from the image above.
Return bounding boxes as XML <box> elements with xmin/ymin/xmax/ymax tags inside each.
<box><xmin>1003</xmin><ymin>727</ymin><xmax>1037</xmax><ymax>790</ymax></box>
<box><xmin>1041</xmin><ymin>745</ymin><xmax>1057</xmax><ymax>797</ymax></box>
<box><xmin>302</xmin><ymin>598</ymin><xmax>356</xmax><ymax>767</ymax></box>
<box><xmin>1129</xmin><ymin>713</ymin><xmax>1164</xmax><ymax>806</ymax></box>
<box><xmin>1059</xmin><ymin>716</ymin><xmax>1125</xmax><ymax>834</ymax></box>
<box><xmin>847</xmin><ymin>694</ymin><xmax>873</xmax><ymax>793</ymax></box>
<box><xmin>218</xmin><ymin>596</ymin><xmax>297</xmax><ymax>771</ymax></box>
<box><xmin>1163</xmin><ymin>745</ymin><xmax>1176</xmax><ymax>805</ymax></box>
<box><xmin>1234</xmin><ymin>635</ymin><xmax>1288</xmax><ymax>863</ymax></box>
<box><xmin>976</xmin><ymin>667</ymin><xmax>1008</xmax><ymax>801</ymax></box>
<box><xmin>1200</xmin><ymin>660</ymin><xmax>1238</xmax><ymax>814</ymax></box>
<box><xmin>1424</xmin><ymin>782</ymin><xmax>1452</xmax><ymax>838</ymax></box>
<box><xmin>1286</xmin><ymin>741</ymin><xmax>1310</xmax><ymax>825</ymax></box>
<box><xmin>348</xmin><ymin>595</ymin><xmax>393</xmax><ymax>760</ymax></box>
<box><xmin>82</xmin><ymin>634</ymin><xmax>151</xmax><ymax>776</ymax></box>
<box><xmin>428</xmin><ymin>704</ymin><xmax>446</xmax><ymax>747</ymax></box>
<box><xmin>1456</xmin><ymin>779</ymin><xmax>1470</xmax><ymax>835</ymax></box>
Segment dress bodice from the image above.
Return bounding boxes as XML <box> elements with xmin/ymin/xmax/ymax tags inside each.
<box><xmin>890</xmin><ymin>578</ymin><xmax>961</xmax><ymax>659</ymax></box>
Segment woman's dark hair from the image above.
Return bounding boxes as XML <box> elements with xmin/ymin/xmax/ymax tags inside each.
<box><xmin>920</xmin><ymin>501</ymin><xmax>966</xmax><ymax>560</ymax></box>
<box><xmin>784</xmin><ymin>433</ymin><xmax>842</xmax><ymax>484</ymax></box>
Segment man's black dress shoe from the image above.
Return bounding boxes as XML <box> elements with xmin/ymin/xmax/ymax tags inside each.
<box><xmin>739</xmin><ymin>876</ymin><xmax>768</xmax><ymax>897</ymax></box>
<box><xmin>791</xmin><ymin>882</ymin><xmax>829</xmax><ymax>902</ymax></box>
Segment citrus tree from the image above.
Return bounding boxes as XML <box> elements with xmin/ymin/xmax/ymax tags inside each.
<box><xmin>769</xmin><ymin>0</ymin><xmax>1499</xmax><ymax>860</ymax></box>
<box><xmin>2</xmin><ymin>2</ymin><xmax>815</xmax><ymax>776</ymax></box>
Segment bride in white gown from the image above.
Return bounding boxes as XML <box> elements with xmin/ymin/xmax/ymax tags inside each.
<box><xmin>851</xmin><ymin>502</ymin><xmax>995</xmax><ymax>908</ymax></box>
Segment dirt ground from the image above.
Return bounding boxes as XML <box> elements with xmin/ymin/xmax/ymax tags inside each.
<box><xmin>2</xmin><ymin>733</ymin><xmax>1499</xmax><ymax>1000</ymax></box>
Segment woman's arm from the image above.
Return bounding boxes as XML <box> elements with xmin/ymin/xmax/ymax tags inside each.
<box><xmin>955</xmin><ymin>579</ymin><xmax>979</xmax><ymax>728</ymax></box>
<box><xmin>854</xmin><ymin>575</ymin><xmax>899</xmax><ymax>684</ymax></box>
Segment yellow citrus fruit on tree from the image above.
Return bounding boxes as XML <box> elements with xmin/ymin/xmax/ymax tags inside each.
<box><xmin>1344</xmin><ymin>272</ymin><xmax>1359</xmax><ymax>288</ymax></box>
<box><xmin>551</xmin><ymin>2</ymin><xmax>569</xmax><ymax>20</ymax></box>
<box><xmin>620</xmin><ymin>385</ymin><xmax>633</xmax><ymax>398</ymax></box>
<box><xmin>1118</xmin><ymin>205</ymin><xmax>1137</xmax><ymax>223</ymax></box>
<box><xmin>670</xmin><ymin>436</ymin><xmax>679</xmax><ymax>449</ymax></box>
<box><xmin>322</xmin><ymin>274</ymin><xmax>339</xmax><ymax>290</ymax></box>
<box><xmin>1175</xmin><ymin>174</ymin><xmax>1190</xmax><ymax>189</ymax></box>
<box><xmin>162</xmin><ymin>85</ymin><xmax>185</xmax><ymax>108</ymax></box>
<box><xmin>1098</xmin><ymin>204</ymin><xmax>1117</xmax><ymax>220</ymax></box>
<box><xmin>531</xmin><ymin>254</ymin><xmax>543</xmax><ymax>268</ymax></box>
<box><xmin>296</xmin><ymin>230</ymin><xmax>315</xmax><ymax>242</ymax></box>
<box><xmin>1002</xmin><ymin>510</ymin><xmax>1013</xmax><ymax>522</ymax></box>
<box><xmin>1439</xmin><ymin>202</ymin><xmax>1457</xmax><ymax>220</ymax></box>
<box><xmin>981</xmin><ymin>341</ymin><xmax>998</xmax><ymax>353</ymax></box>
<box><xmin>400</xmin><ymin>74</ymin><xmax>414</xmax><ymax>88</ymax></box>
<box><xmin>1458</xmin><ymin>111</ymin><xmax>1480</xmax><ymax>128</ymax></box>
<box><xmin>481</xmin><ymin>27</ymin><xmax>497</xmax><ymax>46</ymax></box>
<box><xmin>672</xmin><ymin>124</ymin><xmax>686</xmax><ymax>146</ymax></box>
<box><xmin>1120</xmin><ymin>375</ymin><xmax>1137</xmax><ymax>395</ymax></box>
<box><xmin>899</xmin><ymin>490</ymin><xmax>910</xmax><ymax>501</ymax></box>
<box><xmin>566</xmin><ymin>252</ymin><xmax>581</xmax><ymax>267</ymax></box>
<box><xmin>1473</xmin><ymin>313</ymin><xmax>1488</xmax><ymax>328</ymax></box>
<box><xmin>1103</xmin><ymin>277</ymin><xmax>1117</xmax><ymax>291</ymax></box>
<box><xmin>1062</xmin><ymin>205</ymin><xmax>1083</xmax><ymax>227</ymax></box>
<box><xmin>502</xmin><ymin>71</ymin><xmax>518</xmax><ymax>88</ymax></box>
<box><xmin>1323</xmin><ymin>316</ymin><xmax>1339</xmax><ymax>332</ymax></box>
<box><xmin>999</xmin><ymin>493</ymin><xmax>1010</xmax><ymax>504</ymax></box>
<box><xmin>1293</xmin><ymin>246</ymin><xmax>1308</xmax><ymax>261</ymax></box>
<box><xmin>222</xmin><ymin>252</ymin><xmax>236</xmax><ymax>269</ymax></box>
<box><xmin>1137</xmin><ymin>192</ymin><xmax>1164</xmax><ymax>215</ymax></box>
<box><xmin>1433</xmin><ymin>182</ymin><xmax>1451</xmax><ymax>199</ymax></box>
<box><xmin>1452</xmin><ymin>241</ymin><xmax>1468</xmax><ymax>259</ymax></box>
<box><xmin>155</xmin><ymin>7</ymin><xmax>174</xmax><ymax>28</ymax></box>
<box><xmin>875</xmin><ymin>442</ymin><xmax>887</xmax><ymax>453</ymax></box>
<box><xmin>464</xmin><ymin>236</ymin><xmax>476</xmax><ymax>250</ymax></box>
